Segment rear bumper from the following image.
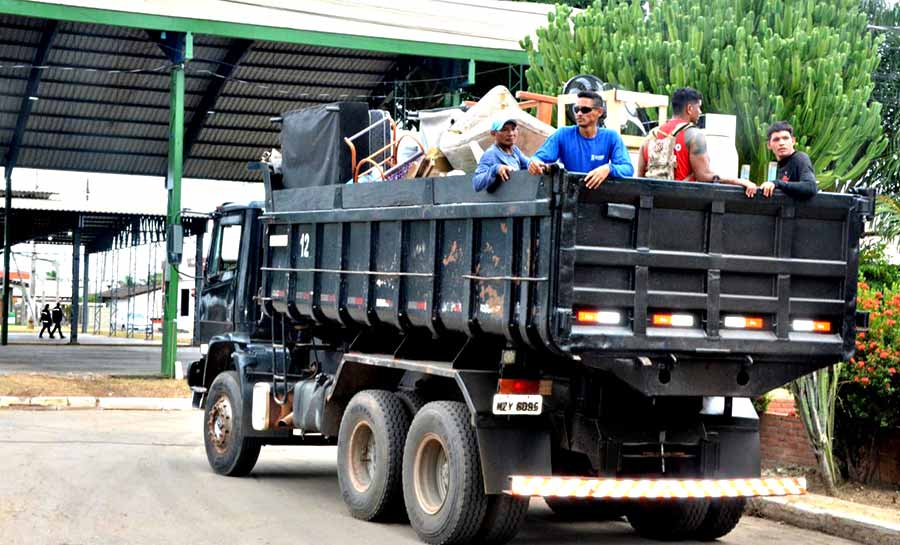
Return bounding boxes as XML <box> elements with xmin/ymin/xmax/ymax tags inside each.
<box><xmin>507</xmin><ymin>476</ymin><xmax>806</xmax><ymax>499</ymax></box>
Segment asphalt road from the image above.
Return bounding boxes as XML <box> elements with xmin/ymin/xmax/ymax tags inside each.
<box><xmin>0</xmin><ymin>333</ymin><xmax>200</xmax><ymax>375</ymax></box>
<box><xmin>0</xmin><ymin>410</ymin><xmax>859</xmax><ymax>545</ymax></box>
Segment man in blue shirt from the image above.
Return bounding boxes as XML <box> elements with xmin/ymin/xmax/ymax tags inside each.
<box><xmin>472</xmin><ymin>118</ymin><xmax>531</xmax><ymax>192</ymax></box>
<box><xmin>528</xmin><ymin>90</ymin><xmax>634</xmax><ymax>188</ymax></box>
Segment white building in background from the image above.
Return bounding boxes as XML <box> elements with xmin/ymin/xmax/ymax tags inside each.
<box><xmin>93</xmin><ymin>242</ymin><xmax>203</xmax><ymax>336</ymax></box>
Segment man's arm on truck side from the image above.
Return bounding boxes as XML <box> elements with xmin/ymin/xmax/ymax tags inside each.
<box><xmin>472</xmin><ymin>146</ymin><xmax>506</xmax><ymax>192</ymax></box>
<box><xmin>760</xmin><ymin>152</ymin><xmax>818</xmax><ymax>199</ymax></box>
<box><xmin>685</xmin><ymin>127</ymin><xmax>758</xmax><ymax>197</ymax></box>
<box><xmin>527</xmin><ymin>130</ymin><xmax>562</xmax><ymax>174</ymax></box>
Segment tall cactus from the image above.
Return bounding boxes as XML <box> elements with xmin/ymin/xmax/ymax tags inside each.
<box><xmin>521</xmin><ymin>0</ymin><xmax>886</xmax><ymax>188</ymax></box>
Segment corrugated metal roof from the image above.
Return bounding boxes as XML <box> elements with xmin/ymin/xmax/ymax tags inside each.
<box><xmin>0</xmin><ymin>1</ymin><xmax>548</xmax><ymax>182</ymax></box>
<box><xmin>0</xmin><ymin>13</ymin><xmax>407</xmax><ymax>181</ymax></box>
<box><xmin>1</xmin><ymin>199</ymin><xmax>207</xmax><ymax>251</ymax></box>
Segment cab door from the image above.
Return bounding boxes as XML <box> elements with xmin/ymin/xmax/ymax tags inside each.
<box><xmin>197</xmin><ymin>211</ymin><xmax>245</xmax><ymax>340</ymax></box>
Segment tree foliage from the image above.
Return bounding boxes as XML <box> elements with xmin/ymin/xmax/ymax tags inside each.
<box><xmin>521</xmin><ymin>0</ymin><xmax>886</xmax><ymax>188</ymax></box>
<box><xmin>861</xmin><ymin>1</ymin><xmax>900</xmax><ymax>195</ymax></box>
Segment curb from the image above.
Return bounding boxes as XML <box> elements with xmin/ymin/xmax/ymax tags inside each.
<box><xmin>0</xmin><ymin>395</ymin><xmax>193</xmax><ymax>410</ymax></box>
<box><xmin>749</xmin><ymin>496</ymin><xmax>900</xmax><ymax>545</ymax></box>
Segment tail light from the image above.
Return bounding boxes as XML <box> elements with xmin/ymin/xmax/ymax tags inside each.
<box><xmin>497</xmin><ymin>379</ymin><xmax>552</xmax><ymax>395</ymax></box>
<box><xmin>723</xmin><ymin>315</ymin><xmax>764</xmax><ymax>329</ymax></box>
<box><xmin>652</xmin><ymin>313</ymin><xmax>695</xmax><ymax>327</ymax></box>
<box><xmin>792</xmin><ymin>319</ymin><xmax>832</xmax><ymax>333</ymax></box>
<box><xmin>576</xmin><ymin>309</ymin><xmax>622</xmax><ymax>325</ymax></box>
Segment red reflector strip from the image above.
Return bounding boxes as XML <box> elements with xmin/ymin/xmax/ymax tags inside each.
<box><xmin>407</xmin><ymin>301</ymin><xmax>427</xmax><ymax>311</ymax></box>
<box><xmin>507</xmin><ymin>476</ymin><xmax>806</xmax><ymax>498</ymax></box>
<box><xmin>497</xmin><ymin>379</ymin><xmax>541</xmax><ymax>395</ymax></box>
<box><xmin>347</xmin><ymin>296</ymin><xmax>364</xmax><ymax>306</ymax></box>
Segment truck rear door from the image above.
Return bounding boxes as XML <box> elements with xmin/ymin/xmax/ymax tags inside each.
<box><xmin>552</xmin><ymin>175</ymin><xmax>872</xmax><ymax>396</ymax></box>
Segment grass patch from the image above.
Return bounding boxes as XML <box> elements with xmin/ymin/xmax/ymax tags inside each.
<box><xmin>0</xmin><ymin>373</ymin><xmax>190</xmax><ymax>398</ymax></box>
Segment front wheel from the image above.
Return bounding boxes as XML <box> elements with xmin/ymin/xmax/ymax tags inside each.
<box><xmin>203</xmin><ymin>371</ymin><xmax>261</xmax><ymax>476</ymax></box>
<box><xmin>402</xmin><ymin>401</ymin><xmax>488</xmax><ymax>545</ymax></box>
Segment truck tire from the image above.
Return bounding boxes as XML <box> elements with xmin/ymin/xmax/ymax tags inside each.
<box><xmin>203</xmin><ymin>371</ymin><xmax>261</xmax><ymax>477</ymax></box>
<box><xmin>692</xmin><ymin>498</ymin><xmax>746</xmax><ymax>541</ymax></box>
<box><xmin>474</xmin><ymin>494</ymin><xmax>529</xmax><ymax>545</ymax></box>
<box><xmin>627</xmin><ymin>499</ymin><xmax>710</xmax><ymax>541</ymax></box>
<box><xmin>337</xmin><ymin>390</ymin><xmax>410</xmax><ymax>521</ymax></box>
<box><xmin>402</xmin><ymin>401</ymin><xmax>488</xmax><ymax>545</ymax></box>
<box><xmin>544</xmin><ymin>497</ymin><xmax>626</xmax><ymax>521</ymax></box>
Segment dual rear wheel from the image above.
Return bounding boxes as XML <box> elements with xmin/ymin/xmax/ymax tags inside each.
<box><xmin>336</xmin><ymin>394</ymin><xmax>528</xmax><ymax>545</ymax></box>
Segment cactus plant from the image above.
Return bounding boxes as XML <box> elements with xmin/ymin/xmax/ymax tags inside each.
<box><xmin>521</xmin><ymin>0</ymin><xmax>886</xmax><ymax>189</ymax></box>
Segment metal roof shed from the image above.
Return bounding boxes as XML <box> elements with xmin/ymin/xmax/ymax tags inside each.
<box><xmin>0</xmin><ymin>0</ymin><xmax>551</xmax><ymax>375</ymax></box>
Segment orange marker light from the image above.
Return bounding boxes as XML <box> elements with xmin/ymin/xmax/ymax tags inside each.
<box><xmin>813</xmin><ymin>321</ymin><xmax>832</xmax><ymax>333</ymax></box>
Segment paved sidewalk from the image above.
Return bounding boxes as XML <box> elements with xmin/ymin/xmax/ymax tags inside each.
<box><xmin>0</xmin><ymin>396</ymin><xmax>192</xmax><ymax>410</ymax></box>
<box><xmin>751</xmin><ymin>492</ymin><xmax>899</xmax><ymax>545</ymax></box>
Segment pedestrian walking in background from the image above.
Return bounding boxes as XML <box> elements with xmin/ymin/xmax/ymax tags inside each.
<box><xmin>38</xmin><ymin>304</ymin><xmax>52</xmax><ymax>339</ymax></box>
<box><xmin>50</xmin><ymin>302</ymin><xmax>64</xmax><ymax>340</ymax></box>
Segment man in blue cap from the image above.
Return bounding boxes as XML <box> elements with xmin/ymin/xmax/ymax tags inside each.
<box><xmin>472</xmin><ymin>117</ymin><xmax>531</xmax><ymax>192</ymax></box>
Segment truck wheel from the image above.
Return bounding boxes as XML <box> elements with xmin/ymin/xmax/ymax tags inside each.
<box><xmin>337</xmin><ymin>390</ymin><xmax>410</xmax><ymax>521</ymax></box>
<box><xmin>403</xmin><ymin>401</ymin><xmax>488</xmax><ymax>545</ymax></box>
<box><xmin>627</xmin><ymin>499</ymin><xmax>710</xmax><ymax>541</ymax></box>
<box><xmin>203</xmin><ymin>371</ymin><xmax>261</xmax><ymax>477</ymax></box>
<box><xmin>544</xmin><ymin>497</ymin><xmax>626</xmax><ymax>521</ymax></box>
<box><xmin>474</xmin><ymin>494</ymin><xmax>529</xmax><ymax>545</ymax></box>
<box><xmin>692</xmin><ymin>498</ymin><xmax>746</xmax><ymax>541</ymax></box>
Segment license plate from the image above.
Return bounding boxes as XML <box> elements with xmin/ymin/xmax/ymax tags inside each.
<box><xmin>492</xmin><ymin>394</ymin><xmax>542</xmax><ymax>415</ymax></box>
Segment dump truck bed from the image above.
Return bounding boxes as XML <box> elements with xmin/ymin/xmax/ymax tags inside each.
<box><xmin>259</xmin><ymin>169</ymin><xmax>871</xmax><ymax>396</ymax></box>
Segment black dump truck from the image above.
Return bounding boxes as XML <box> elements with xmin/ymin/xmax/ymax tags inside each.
<box><xmin>188</xmin><ymin>103</ymin><xmax>874</xmax><ymax>545</ymax></box>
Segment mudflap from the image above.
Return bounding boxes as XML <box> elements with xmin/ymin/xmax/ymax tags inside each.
<box><xmin>476</xmin><ymin>425</ymin><xmax>552</xmax><ymax>494</ymax></box>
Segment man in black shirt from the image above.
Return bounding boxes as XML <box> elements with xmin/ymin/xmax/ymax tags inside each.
<box><xmin>759</xmin><ymin>121</ymin><xmax>818</xmax><ymax>199</ymax></box>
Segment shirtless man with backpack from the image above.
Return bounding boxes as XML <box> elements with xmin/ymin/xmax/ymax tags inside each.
<box><xmin>637</xmin><ymin>87</ymin><xmax>758</xmax><ymax>198</ymax></box>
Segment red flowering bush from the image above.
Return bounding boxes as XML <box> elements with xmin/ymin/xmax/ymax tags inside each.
<box><xmin>836</xmin><ymin>280</ymin><xmax>900</xmax><ymax>481</ymax></box>
<box><xmin>845</xmin><ymin>282</ymin><xmax>900</xmax><ymax>406</ymax></box>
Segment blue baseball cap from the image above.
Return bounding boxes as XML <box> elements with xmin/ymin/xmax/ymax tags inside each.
<box><xmin>490</xmin><ymin>118</ymin><xmax>518</xmax><ymax>132</ymax></box>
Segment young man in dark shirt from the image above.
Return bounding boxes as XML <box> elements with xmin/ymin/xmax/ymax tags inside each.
<box><xmin>759</xmin><ymin>121</ymin><xmax>818</xmax><ymax>199</ymax></box>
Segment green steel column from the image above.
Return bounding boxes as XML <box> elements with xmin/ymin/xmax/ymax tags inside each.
<box><xmin>1</xmin><ymin>173</ymin><xmax>10</xmax><ymax>346</ymax></box>
<box><xmin>161</xmin><ymin>32</ymin><xmax>190</xmax><ymax>377</ymax></box>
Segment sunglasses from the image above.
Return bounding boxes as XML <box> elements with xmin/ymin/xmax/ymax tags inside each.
<box><xmin>574</xmin><ymin>106</ymin><xmax>596</xmax><ymax>114</ymax></box>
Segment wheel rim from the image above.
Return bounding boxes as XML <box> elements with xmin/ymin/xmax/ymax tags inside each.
<box><xmin>207</xmin><ymin>394</ymin><xmax>233</xmax><ymax>454</ymax></box>
<box><xmin>413</xmin><ymin>432</ymin><xmax>450</xmax><ymax>515</ymax></box>
<box><xmin>348</xmin><ymin>421</ymin><xmax>376</xmax><ymax>492</ymax></box>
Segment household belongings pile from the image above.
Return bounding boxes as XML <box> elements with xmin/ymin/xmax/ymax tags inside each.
<box><xmin>268</xmin><ymin>86</ymin><xmax>554</xmax><ymax>188</ymax></box>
